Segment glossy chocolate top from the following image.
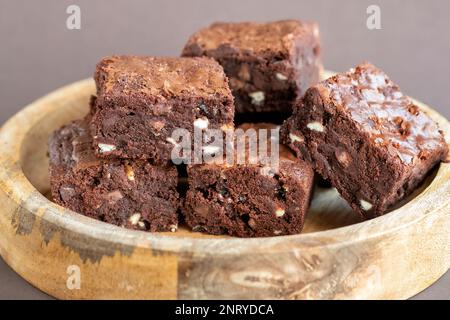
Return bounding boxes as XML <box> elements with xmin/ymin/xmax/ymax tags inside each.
<box><xmin>95</xmin><ymin>56</ymin><xmax>232</xmax><ymax>100</ymax></box>
<box><xmin>183</xmin><ymin>20</ymin><xmax>319</xmax><ymax>55</ymax></box>
<box><xmin>318</xmin><ymin>63</ymin><xmax>447</xmax><ymax>165</ymax></box>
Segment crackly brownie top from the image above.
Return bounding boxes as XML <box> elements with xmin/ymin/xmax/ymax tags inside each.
<box><xmin>49</xmin><ymin>120</ymin><xmax>101</xmax><ymax>170</ymax></box>
<box><xmin>316</xmin><ymin>63</ymin><xmax>448</xmax><ymax>165</ymax></box>
<box><xmin>184</xmin><ymin>20</ymin><xmax>318</xmax><ymax>55</ymax></box>
<box><xmin>95</xmin><ymin>56</ymin><xmax>232</xmax><ymax>99</ymax></box>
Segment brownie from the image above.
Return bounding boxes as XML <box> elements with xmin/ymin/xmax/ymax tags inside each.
<box><xmin>182</xmin><ymin>20</ymin><xmax>322</xmax><ymax>114</ymax></box>
<box><xmin>281</xmin><ymin>63</ymin><xmax>449</xmax><ymax>218</ymax></box>
<box><xmin>49</xmin><ymin>120</ymin><xmax>179</xmax><ymax>232</ymax></box>
<box><xmin>91</xmin><ymin>56</ymin><xmax>235</xmax><ymax>162</ymax></box>
<box><xmin>183</xmin><ymin>123</ymin><xmax>314</xmax><ymax>237</ymax></box>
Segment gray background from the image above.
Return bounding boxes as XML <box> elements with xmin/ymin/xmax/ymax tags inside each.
<box><xmin>0</xmin><ymin>0</ymin><xmax>448</xmax><ymax>299</ymax></box>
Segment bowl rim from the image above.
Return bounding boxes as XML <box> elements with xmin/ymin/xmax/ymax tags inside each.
<box><xmin>1</xmin><ymin>73</ymin><xmax>449</xmax><ymax>256</ymax></box>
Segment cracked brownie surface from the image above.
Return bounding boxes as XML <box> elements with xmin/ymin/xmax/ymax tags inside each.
<box><xmin>182</xmin><ymin>20</ymin><xmax>322</xmax><ymax>114</ymax></box>
<box><xmin>91</xmin><ymin>55</ymin><xmax>235</xmax><ymax>162</ymax></box>
<box><xmin>282</xmin><ymin>63</ymin><xmax>448</xmax><ymax>218</ymax></box>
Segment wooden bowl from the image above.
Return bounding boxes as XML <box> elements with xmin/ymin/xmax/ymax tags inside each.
<box><xmin>0</xmin><ymin>72</ymin><xmax>449</xmax><ymax>300</ymax></box>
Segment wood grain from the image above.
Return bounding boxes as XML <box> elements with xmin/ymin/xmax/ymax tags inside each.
<box><xmin>0</xmin><ymin>72</ymin><xmax>448</xmax><ymax>299</ymax></box>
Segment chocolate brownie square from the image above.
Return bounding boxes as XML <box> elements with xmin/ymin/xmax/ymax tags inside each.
<box><xmin>182</xmin><ymin>20</ymin><xmax>322</xmax><ymax>114</ymax></box>
<box><xmin>49</xmin><ymin>120</ymin><xmax>179</xmax><ymax>232</ymax></box>
<box><xmin>183</xmin><ymin>123</ymin><xmax>314</xmax><ymax>237</ymax></box>
<box><xmin>91</xmin><ymin>56</ymin><xmax>234</xmax><ymax>162</ymax></box>
<box><xmin>282</xmin><ymin>63</ymin><xmax>448</xmax><ymax>218</ymax></box>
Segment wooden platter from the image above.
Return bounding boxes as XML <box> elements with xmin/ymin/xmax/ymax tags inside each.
<box><xmin>0</xmin><ymin>72</ymin><xmax>449</xmax><ymax>299</ymax></box>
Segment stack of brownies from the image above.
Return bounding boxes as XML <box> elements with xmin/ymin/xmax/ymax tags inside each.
<box><xmin>49</xmin><ymin>20</ymin><xmax>448</xmax><ymax>237</ymax></box>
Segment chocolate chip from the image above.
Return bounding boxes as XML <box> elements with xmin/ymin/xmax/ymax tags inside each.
<box><xmin>142</xmin><ymin>220</ymin><xmax>151</xmax><ymax>230</ymax></box>
<box><xmin>276</xmin><ymin>186</ymin><xmax>287</xmax><ymax>200</ymax></box>
<box><xmin>92</xmin><ymin>177</ymin><xmax>101</xmax><ymax>186</ymax></box>
<box><xmin>219</xmin><ymin>188</ymin><xmax>230</xmax><ymax>198</ymax></box>
<box><xmin>241</xmin><ymin>214</ymin><xmax>250</xmax><ymax>224</ymax></box>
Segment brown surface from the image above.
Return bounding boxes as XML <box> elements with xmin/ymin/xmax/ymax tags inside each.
<box><xmin>91</xmin><ymin>55</ymin><xmax>234</xmax><ymax>161</ymax></box>
<box><xmin>282</xmin><ymin>63</ymin><xmax>448</xmax><ymax>218</ymax></box>
<box><xmin>0</xmin><ymin>75</ymin><xmax>448</xmax><ymax>299</ymax></box>
<box><xmin>182</xmin><ymin>20</ymin><xmax>321</xmax><ymax>114</ymax></box>
<box><xmin>49</xmin><ymin>120</ymin><xmax>179</xmax><ymax>232</ymax></box>
<box><xmin>183</xmin><ymin>123</ymin><xmax>314</xmax><ymax>237</ymax></box>
<box><xmin>182</xmin><ymin>20</ymin><xmax>313</xmax><ymax>53</ymax></box>
<box><xmin>95</xmin><ymin>56</ymin><xmax>231</xmax><ymax>99</ymax></box>
<box><xmin>0</xmin><ymin>0</ymin><xmax>449</xmax><ymax>300</ymax></box>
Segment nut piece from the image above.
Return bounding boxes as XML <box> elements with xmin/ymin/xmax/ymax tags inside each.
<box><xmin>307</xmin><ymin>122</ymin><xmax>325</xmax><ymax>132</ymax></box>
<box><xmin>335</xmin><ymin>150</ymin><xmax>351</xmax><ymax>168</ymax></box>
<box><xmin>129</xmin><ymin>213</ymin><xmax>141</xmax><ymax>226</ymax></box>
<box><xmin>247</xmin><ymin>218</ymin><xmax>257</xmax><ymax>229</ymax></box>
<box><xmin>249</xmin><ymin>91</ymin><xmax>265</xmax><ymax>106</ymax></box>
<box><xmin>137</xmin><ymin>221</ymin><xmax>146</xmax><ymax>228</ymax></box>
<box><xmin>238</xmin><ymin>64</ymin><xmax>251</xmax><ymax>82</ymax></box>
<box><xmin>98</xmin><ymin>143</ymin><xmax>117</xmax><ymax>153</ymax></box>
<box><xmin>151</xmin><ymin>120</ymin><xmax>165</xmax><ymax>135</ymax></box>
<box><xmin>105</xmin><ymin>190</ymin><xmax>123</xmax><ymax>204</ymax></box>
<box><xmin>59</xmin><ymin>186</ymin><xmax>76</xmax><ymax>202</ymax></box>
<box><xmin>194</xmin><ymin>117</ymin><xmax>209</xmax><ymax>130</ymax></box>
<box><xmin>275</xmin><ymin>208</ymin><xmax>285</xmax><ymax>217</ymax></box>
<box><xmin>360</xmin><ymin>200</ymin><xmax>373</xmax><ymax>211</ymax></box>
<box><xmin>276</xmin><ymin>73</ymin><xmax>288</xmax><ymax>81</ymax></box>
<box><xmin>289</xmin><ymin>133</ymin><xmax>304</xmax><ymax>143</ymax></box>
<box><xmin>124</xmin><ymin>163</ymin><xmax>135</xmax><ymax>181</ymax></box>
